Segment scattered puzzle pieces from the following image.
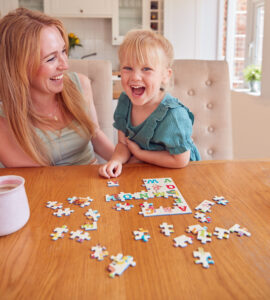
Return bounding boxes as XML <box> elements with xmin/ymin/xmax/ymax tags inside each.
<box><xmin>194</xmin><ymin>212</ymin><xmax>212</xmax><ymax>223</ymax></box>
<box><xmin>133</xmin><ymin>228</ymin><xmax>151</xmax><ymax>242</ymax></box>
<box><xmin>193</xmin><ymin>247</ymin><xmax>214</xmax><ymax>268</ymax></box>
<box><xmin>160</xmin><ymin>222</ymin><xmax>174</xmax><ymax>236</ymax></box>
<box><xmin>91</xmin><ymin>245</ymin><xmax>109</xmax><ymax>261</ymax></box>
<box><xmin>186</xmin><ymin>224</ymin><xmax>206</xmax><ymax>235</ymax></box>
<box><xmin>107</xmin><ymin>180</ymin><xmax>119</xmax><ymax>187</ymax></box>
<box><xmin>229</xmin><ymin>224</ymin><xmax>251</xmax><ymax>237</ymax></box>
<box><xmin>213</xmin><ymin>227</ymin><xmax>230</xmax><ymax>239</ymax></box>
<box><xmin>81</xmin><ymin>222</ymin><xmax>97</xmax><ymax>231</ymax></box>
<box><xmin>108</xmin><ymin>254</ymin><xmax>136</xmax><ymax>278</ymax></box>
<box><xmin>50</xmin><ymin>225</ymin><xmax>69</xmax><ymax>240</ymax></box>
<box><xmin>197</xmin><ymin>228</ymin><xmax>212</xmax><ymax>244</ymax></box>
<box><xmin>112</xmin><ymin>203</ymin><xmax>134</xmax><ymax>211</ymax></box>
<box><xmin>174</xmin><ymin>235</ymin><xmax>193</xmax><ymax>247</ymax></box>
<box><xmin>195</xmin><ymin>200</ymin><xmax>215</xmax><ymax>213</ymax></box>
<box><xmin>46</xmin><ymin>201</ymin><xmax>63</xmax><ymax>210</ymax></box>
<box><xmin>70</xmin><ymin>230</ymin><xmax>91</xmax><ymax>243</ymax></box>
<box><xmin>67</xmin><ymin>196</ymin><xmax>93</xmax><ymax>207</ymax></box>
<box><xmin>85</xmin><ymin>209</ymin><xmax>101</xmax><ymax>222</ymax></box>
<box><xmin>212</xmin><ymin>195</ymin><xmax>229</xmax><ymax>205</ymax></box>
<box><xmin>53</xmin><ymin>208</ymin><xmax>74</xmax><ymax>217</ymax></box>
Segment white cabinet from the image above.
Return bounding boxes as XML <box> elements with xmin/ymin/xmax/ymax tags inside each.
<box><xmin>44</xmin><ymin>0</ymin><xmax>113</xmax><ymax>18</ymax></box>
<box><xmin>112</xmin><ymin>0</ymin><xmax>150</xmax><ymax>45</ymax></box>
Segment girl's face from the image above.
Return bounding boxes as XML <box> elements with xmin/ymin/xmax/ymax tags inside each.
<box><xmin>120</xmin><ymin>52</ymin><xmax>172</xmax><ymax>107</ymax></box>
<box><xmin>30</xmin><ymin>26</ymin><xmax>68</xmax><ymax>100</ymax></box>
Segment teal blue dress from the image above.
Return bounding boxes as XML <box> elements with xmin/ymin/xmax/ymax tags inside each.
<box><xmin>113</xmin><ymin>92</ymin><xmax>201</xmax><ymax>161</ymax></box>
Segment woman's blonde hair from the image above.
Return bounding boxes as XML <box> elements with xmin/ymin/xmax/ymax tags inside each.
<box><xmin>0</xmin><ymin>8</ymin><xmax>95</xmax><ymax>165</ymax></box>
<box><xmin>118</xmin><ymin>29</ymin><xmax>174</xmax><ymax>69</ymax></box>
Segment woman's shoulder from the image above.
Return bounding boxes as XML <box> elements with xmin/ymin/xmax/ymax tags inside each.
<box><xmin>67</xmin><ymin>72</ymin><xmax>91</xmax><ymax>94</ymax></box>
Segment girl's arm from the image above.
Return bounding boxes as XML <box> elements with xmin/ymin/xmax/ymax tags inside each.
<box><xmin>77</xmin><ymin>73</ymin><xmax>115</xmax><ymax>161</ymax></box>
<box><xmin>99</xmin><ymin>130</ymin><xmax>131</xmax><ymax>178</ymax></box>
<box><xmin>126</xmin><ymin>138</ymin><xmax>190</xmax><ymax>168</ymax></box>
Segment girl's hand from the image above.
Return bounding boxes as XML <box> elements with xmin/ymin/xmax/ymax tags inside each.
<box><xmin>126</xmin><ymin>138</ymin><xmax>141</xmax><ymax>156</ymax></box>
<box><xmin>98</xmin><ymin>160</ymin><xmax>122</xmax><ymax>178</ymax></box>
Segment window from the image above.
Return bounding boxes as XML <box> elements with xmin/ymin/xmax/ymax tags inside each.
<box><xmin>224</xmin><ymin>0</ymin><xmax>264</xmax><ymax>91</ymax></box>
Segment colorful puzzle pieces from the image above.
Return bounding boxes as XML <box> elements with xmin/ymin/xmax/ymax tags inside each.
<box><xmin>70</xmin><ymin>230</ymin><xmax>91</xmax><ymax>243</ymax></box>
<box><xmin>212</xmin><ymin>195</ymin><xmax>229</xmax><ymax>205</ymax></box>
<box><xmin>67</xmin><ymin>196</ymin><xmax>93</xmax><ymax>207</ymax></box>
<box><xmin>81</xmin><ymin>222</ymin><xmax>97</xmax><ymax>231</ymax></box>
<box><xmin>213</xmin><ymin>227</ymin><xmax>230</xmax><ymax>239</ymax></box>
<box><xmin>53</xmin><ymin>208</ymin><xmax>74</xmax><ymax>217</ymax></box>
<box><xmin>50</xmin><ymin>225</ymin><xmax>69</xmax><ymax>240</ymax></box>
<box><xmin>91</xmin><ymin>245</ymin><xmax>109</xmax><ymax>261</ymax></box>
<box><xmin>195</xmin><ymin>200</ymin><xmax>215</xmax><ymax>213</ymax></box>
<box><xmin>133</xmin><ymin>228</ymin><xmax>151</xmax><ymax>242</ymax></box>
<box><xmin>46</xmin><ymin>201</ymin><xmax>63</xmax><ymax>210</ymax></box>
<box><xmin>85</xmin><ymin>209</ymin><xmax>100</xmax><ymax>222</ymax></box>
<box><xmin>194</xmin><ymin>212</ymin><xmax>212</xmax><ymax>223</ymax></box>
<box><xmin>108</xmin><ymin>254</ymin><xmax>136</xmax><ymax>278</ymax></box>
<box><xmin>197</xmin><ymin>228</ymin><xmax>212</xmax><ymax>244</ymax></box>
<box><xmin>193</xmin><ymin>247</ymin><xmax>214</xmax><ymax>268</ymax></box>
<box><xmin>174</xmin><ymin>235</ymin><xmax>193</xmax><ymax>247</ymax></box>
<box><xmin>160</xmin><ymin>222</ymin><xmax>174</xmax><ymax>236</ymax></box>
<box><xmin>229</xmin><ymin>224</ymin><xmax>251</xmax><ymax>237</ymax></box>
<box><xmin>112</xmin><ymin>203</ymin><xmax>134</xmax><ymax>211</ymax></box>
<box><xmin>107</xmin><ymin>180</ymin><xmax>119</xmax><ymax>187</ymax></box>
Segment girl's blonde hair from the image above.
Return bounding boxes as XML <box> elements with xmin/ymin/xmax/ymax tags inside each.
<box><xmin>118</xmin><ymin>29</ymin><xmax>174</xmax><ymax>69</ymax></box>
<box><xmin>0</xmin><ymin>8</ymin><xmax>95</xmax><ymax>165</ymax></box>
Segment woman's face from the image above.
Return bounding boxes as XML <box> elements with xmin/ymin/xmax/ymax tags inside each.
<box><xmin>30</xmin><ymin>26</ymin><xmax>68</xmax><ymax>100</ymax></box>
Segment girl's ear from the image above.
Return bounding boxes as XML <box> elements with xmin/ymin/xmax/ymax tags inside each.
<box><xmin>162</xmin><ymin>67</ymin><xmax>173</xmax><ymax>86</ymax></box>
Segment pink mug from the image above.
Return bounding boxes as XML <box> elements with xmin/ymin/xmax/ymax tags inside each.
<box><xmin>0</xmin><ymin>175</ymin><xmax>30</xmax><ymax>236</ymax></box>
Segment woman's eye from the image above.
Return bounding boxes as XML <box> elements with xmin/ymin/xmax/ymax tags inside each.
<box><xmin>46</xmin><ymin>56</ymin><xmax>55</xmax><ymax>62</ymax></box>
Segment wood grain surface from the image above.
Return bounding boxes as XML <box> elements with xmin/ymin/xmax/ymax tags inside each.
<box><xmin>0</xmin><ymin>160</ymin><xmax>270</xmax><ymax>300</ymax></box>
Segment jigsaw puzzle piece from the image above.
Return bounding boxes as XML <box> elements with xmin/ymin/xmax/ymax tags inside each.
<box><xmin>193</xmin><ymin>247</ymin><xmax>214</xmax><ymax>268</ymax></box>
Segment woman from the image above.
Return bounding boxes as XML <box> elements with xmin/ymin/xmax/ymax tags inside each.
<box><xmin>0</xmin><ymin>8</ymin><xmax>114</xmax><ymax>167</ymax></box>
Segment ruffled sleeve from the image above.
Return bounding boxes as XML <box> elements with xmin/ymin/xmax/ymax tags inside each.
<box><xmin>113</xmin><ymin>92</ymin><xmax>130</xmax><ymax>136</ymax></box>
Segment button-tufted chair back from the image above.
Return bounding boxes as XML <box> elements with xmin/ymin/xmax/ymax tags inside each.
<box><xmin>68</xmin><ymin>59</ymin><xmax>114</xmax><ymax>144</ymax></box>
<box><xmin>171</xmin><ymin>60</ymin><xmax>233</xmax><ymax>160</ymax></box>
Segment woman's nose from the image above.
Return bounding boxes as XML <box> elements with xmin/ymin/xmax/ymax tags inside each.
<box><xmin>58</xmin><ymin>53</ymin><xmax>68</xmax><ymax>70</ymax></box>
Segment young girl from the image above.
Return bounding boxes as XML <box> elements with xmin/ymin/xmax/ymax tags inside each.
<box><xmin>99</xmin><ymin>29</ymin><xmax>200</xmax><ymax>178</ymax></box>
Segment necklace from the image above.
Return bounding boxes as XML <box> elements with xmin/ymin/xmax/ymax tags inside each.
<box><xmin>48</xmin><ymin>101</ymin><xmax>59</xmax><ymax>121</ymax></box>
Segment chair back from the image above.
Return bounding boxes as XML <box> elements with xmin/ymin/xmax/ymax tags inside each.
<box><xmin>171</xmin><ymin>59</ymin><xmax>233</xmax><ymax>160</ymax></box>
<box><xmin>68</xmin><ymin>59</ymin><xmax>114</xmax><ymax>143</ymax></box>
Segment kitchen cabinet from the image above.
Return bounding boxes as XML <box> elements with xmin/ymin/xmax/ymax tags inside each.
<box><xmin>44</xmin><ymin>0</ymin><xmax>113</xmax><ymax>18</ymax></box>
<box><xmin>112</xmin><ymin>0</ymin><xmax>150</xmax><ymax>45</ymax></box>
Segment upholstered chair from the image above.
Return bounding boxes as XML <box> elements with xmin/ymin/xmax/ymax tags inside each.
<box><xmin>171</xmin><ymin>60</ymin><xmax>233</xmax><ymax>160</ymax></box>
<box><xmin>68</xmin><ymin>59</ymin><xmax>114</xmax><ymax>144</ymax></box>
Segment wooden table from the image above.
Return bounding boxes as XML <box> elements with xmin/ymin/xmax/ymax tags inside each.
<box><xmin>1</xmin><ymin>160</ymin><xmax>270</xmax><ymax>300</ymax></box>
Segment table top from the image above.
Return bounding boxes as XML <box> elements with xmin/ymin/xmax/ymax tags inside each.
<box><xmin>1</xmin><ymin>160</ymin><xmax>270</xmax><ymax>300</ymax></box>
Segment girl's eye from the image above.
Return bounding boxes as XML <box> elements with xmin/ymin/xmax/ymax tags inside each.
<box><xmin>143</xmin><ymin>67</ymin><xmax>152</xmax><ymax>71</ymax></box>
<box><xmin>122</xmin><ymin>66</ymin><xmax>132</xmax><ymax>71</ymax></box>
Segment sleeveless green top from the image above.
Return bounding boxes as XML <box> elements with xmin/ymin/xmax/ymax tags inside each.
<box><xmin>0</xmin><ymin>72</ymin><xmax>96</xmax><ymax>167</ymax></box>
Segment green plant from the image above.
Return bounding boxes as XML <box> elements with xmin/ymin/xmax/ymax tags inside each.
<box><xmin>243</xmin><ymin>65</ymin><xmax>261</xmax><ymax>82</ymax></box>
<box><xmin>68</xmin><ymin>32</ymin><xmax>82</xmax><ymax>51</ymax></box>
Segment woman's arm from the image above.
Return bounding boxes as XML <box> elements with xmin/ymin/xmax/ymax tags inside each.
<box><xmin>77</xmin><ymin>73</ymin><xmax>115</xmax><ymax>161</ymax></box>
<box><xmin>0</xmin><ymin>117</ymin><xmax>41</xmax><ymax>167</ymax></box>
<box><xmin>126</xmin><ymin>138</ymin><xmax>190</xmax><ymax>168</ymax></box>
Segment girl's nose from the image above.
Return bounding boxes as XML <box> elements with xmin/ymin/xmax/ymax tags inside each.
<box><xmin>131</xmin><ymin>69</ymin><xmax>142</xmax><ymax>80</ymax></box>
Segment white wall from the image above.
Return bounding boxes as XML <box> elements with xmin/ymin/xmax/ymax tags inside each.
<box><xmin>164</xmin><ymin>0</ymin><xmax>220</xmax><ymax>60</ymax></box>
